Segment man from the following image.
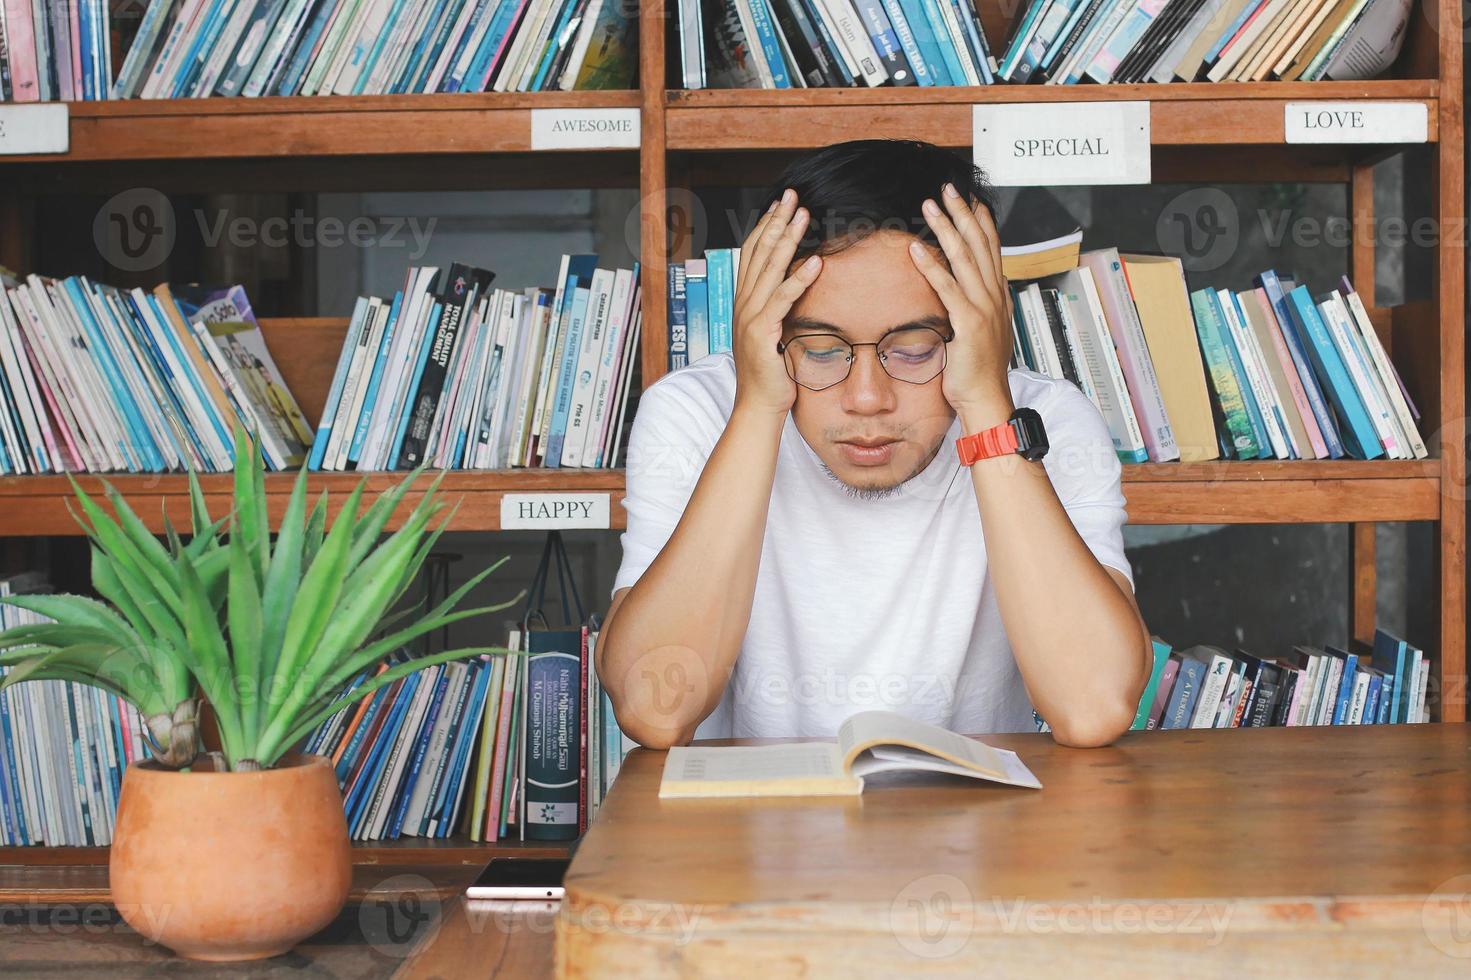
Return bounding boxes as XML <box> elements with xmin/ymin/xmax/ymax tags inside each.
<box><xmin>597</xmin><ymin>139</ymin><xmax>1151</xmax><ymax>750</ymax></box>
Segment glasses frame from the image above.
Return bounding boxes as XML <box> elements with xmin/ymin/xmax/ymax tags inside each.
<box><xmin>774</xmin><ymin>324</ymin><xmax>956</xmax><ymax>392</ymax></box>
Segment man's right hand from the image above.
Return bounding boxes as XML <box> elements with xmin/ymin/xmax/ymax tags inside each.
<box><xmin>732</xmin><ymin>187</ymin><xmax>823</xmax><ymax>419</ymax></box>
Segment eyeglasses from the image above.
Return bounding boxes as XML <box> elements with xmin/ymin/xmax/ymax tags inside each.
<box><xmin>775</xmin><ymin>326</ymin><xmax>953</xmax><ymax>391</ymax></box>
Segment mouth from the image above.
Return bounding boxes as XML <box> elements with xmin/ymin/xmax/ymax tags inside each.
<box><xmin>836</xmin><ymin>437</ymin><xmax>899</xmax><ymax>466</ymax></box>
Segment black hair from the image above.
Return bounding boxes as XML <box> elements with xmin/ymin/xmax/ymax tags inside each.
<box><xmin>757</xmin><ymin>139</ymin><xmax>999</xmax><ymax>262</ymax></box>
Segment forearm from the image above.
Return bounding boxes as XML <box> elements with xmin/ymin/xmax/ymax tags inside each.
<box><xmin>959</xmin><ymin>401</ymin><xmax>1152</xmax><ymax>748</ymax></box>
<box><xmin>599</xmin><ymin>404</ymin><xmax>785</xmax><ymax>748</ymax></box>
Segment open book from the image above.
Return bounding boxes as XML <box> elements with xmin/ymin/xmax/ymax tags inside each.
<box><xmin>658</xmin><ymin>710</ymin><xmax>1043</xmax><ymax>798</ymax></box>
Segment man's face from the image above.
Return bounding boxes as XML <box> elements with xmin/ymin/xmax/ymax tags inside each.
<box><xmin>780</xmin><ymin>230</ymin><xmax>956</xmax><ymax>499</ymax></box>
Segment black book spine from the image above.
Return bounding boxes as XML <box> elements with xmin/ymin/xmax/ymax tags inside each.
<box><xmin>1033</xmin><ymin>0</ymin><xmax>1109</xmax><ymax>83</ymax></box>
<box><xmin>849</xmin><ymin>0</ymin><xmax>920</xmax><ymax>84</ymax></box>
<box><xmin>770</xmin><ymin>0</ymin><xmax>844</xmax><ymax>85</ymax></box>
<box><xmin>1040</xmin><ymin>288</ymin><xmax>1082</xmax><ymax>388</ymax></box>
<box><xmin>793</xmin><ymin>0</ymin><xmax>857</xmax><ymax>84</ymax></box>
<box><xmin>396</xmin><ymin>264</ymin><xmax>496</xmax><ymax>468</ymax></box>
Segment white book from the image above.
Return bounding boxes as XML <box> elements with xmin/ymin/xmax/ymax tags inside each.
<box><xmin>811</xmin><ymin>0</ymin><xmax>888</xmax><ymax>85</ymax></box>
<box><xmin>1318</xmin><ymin>294</ymin><xmax>1400</xmax><ymax>459</ymax></box>
<box><xmin>1227</xmin><ymin>288</ymin><xmax>1296</xmax><ymax>458</ymax></box>
<box><xmin>315</xmin><ymin>0</ymin><xmax>377</xmax><ymax>93</ymax></box>
<box><xmin>606</xmin><ymin>306</ymin><xmax>641</xmax><ymax>468</ymax></box>
<box><xmin>51</xmin><ymin>282</ymin><xmax>145</xmax><ymax>471</ymax></box>
<box><xmin>558</xmin><ymin>0</ymin><xmax>606</xmax><ymax>89</ymax></box>
<box><xmin>114</xmin><ymin>289</ymin><xmax>206</xmax><ymax>471</ymax></box>
<box><xmin>139</xmin><ymin>0</ymin><xmax>214</xmax><ymax>98</ymax></box>
<box><xmin>194</xmin><ymin>0</ymin><xmax>255</xmax><ymax>95</ymax></box>
<box><xmin>1186</xmin><ymin>649</ymin><xmax>1233</xmax><ymax>728</ymax></box>
<box><xmin>1020</xmin><ymin>284</ymin><xmax>1063</xmax><ymax>379</ymax></box>
<box><xmin>1150</xmin><ymin>0</ymin><xmax>1226</xmax><ymax>80</ymax></box>
<box><xmin>325</xmin><ymin>0</ymin><xmax>394</xmax><ymax>94</ymax></box>
<box><xmin>358</xmin><ymin>270</ymin><xmax>428</xmax><ymax>468</ymax></box>
<box><xmin>489</xmin><ymin>294</ymin><xmax>533</xmax><ymax>468</ymax></box>
<box><xmin>13</xmin><ymin>286</ymin><xmax>110</xmax><ymax>471</ymax></box>
<box><xmin>425</xmin><ymin>0</ymin><xmax>481</xmax><ymax>90</ymax></box>
<box><xmin>510</xmin><ymin>292</ymin><xmax>553</xmax><ymax>466</ymax></box>
<box><xmin>562</xmin><ymin>267</ymin><xmax>615</xmax><ymax>467</ymax></box>
<box><xmin>403</xmin><ymin>663</ymin><xmax>467</xmax><ymax>833</ymax></box>
<box><xmin>469</xmin><ymin>293</ymin><xmax>509</xmax><ymax>469</ymax></box>
<box><xmin>132</xmin><ymin>289</ymin><xmax>233</xmax><ymax>469</ymax></box>
<box><xmin>1054</xmin><ymin>0</ymin><xmax>1132</xmax><ymax>84</ymax></box>
<box><xmin>1332</xmin><ymin>289</ymin><xmax>1410</xmax><ymax>459</ymax></box>
<box><xmin>1414</xmin><ymin>657</ymin><xmax>1430</xmax><ymax>722</ymax></box>
<box><xmin>4</xmin><ymin>684</ymin><xmax>36</xmax><ymax>839</ymax></box>
<box><xmin>1320</xmin><ymin>655</ymin><xmax>1345</xmax><ymax>726</ymax></box>
<box><xmin>29</xmin><ymin>282</ymin><xmax>131</xmax><ymax>471</ymax></box>
<box><xmin>0</xmin><ymin>306</ymin><xmax>35</xmax><ymax>473</ymax></box>
<box><xmin>1346</xmin><ymin>668</ymin><xmax>1368</xmax><ymax>724</ymax></box>
<box><xmin>366</xmin><ymin>665</ymin><xmax>441</xmax><ymax>840</ymax></box>
<box><xmin>367</xmin><ymin>0</ymin><xmax>435</xmax><ymax>93</ymax></box>
<box><xmin>93</xmin><ymin>287</ymin><xmax>185</xmax><ymax>470</ymax></box>
<box><xmin>478</xmin><ymin>292</ymin><xmax>519</xmax><ymax>468</ymax></box>
<box><xmin>515</xmin><ymin>0</ymin><xmax>572</xmax><ymax>90</ymax></box>
<box><xmin>531</xmin><ymin>256</ymin><xmax>576</xmax><ymax>449</ymax></box>
<box><xmin>1061</xmin><ymin>267</ymin><xmax>1146</xmax><ymax>461</ymax></box>
<box><xmin>300</xmin><ymin>0</ymin><xmax>365</xmax><ymax>94</ymax></box>
<box><xmin>1341</xmin><ymin>289</ymin><xmax>1426</xmax><ymax>459</ymax></box>
<box><xmin>1216</xmin><ymin>288</ymin><xmax>1289</xmax><ymax>459</ymax></box>
<box><xmin>487</xmin><ymin>0</ymin><xmax>547</xmax><ymax>91</ymax></box>
<box><xmin>326</xmin><ymin>298</ymin><xmax>387</xmax><ymax>471</ymax></box>
<box><xmin>585</xmin><ymin>269</ymin><xmax>635</xmax><ymax>468</ymax></box>
<box><xmin>242</xmin><ymin>0</ymin><xmax>318</xmax><ymax>95</ymax></box>
<box><xmin>732</xmin><ymin>0</ymin><xmax>778</xmax><ymax>86</ymax></box>
<box><xmin>312</xmin><ymin>297</ymin><xmax>369</xmax><ymax>466</ymax></box>
<box><xmin>35</xmin><ymin>684</ymin><xmax>65</xmax><ymax>841</ymax></box>
<box><xmin>0</xmin><ymin>295</ymin><xmax>52</xmax><ymax>472</ymax></box>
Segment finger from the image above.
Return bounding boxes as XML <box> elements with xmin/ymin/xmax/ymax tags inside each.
<box><xmin>906</xmin><ymin>239</ymin><xmax>973</xmax><ymax>323</ymax></box>
<box><xmin>736</xmin><ymin>198</ymin><xmax>781</xmax><ymax>303</ymax></box>
<box><xmin>920</xmin><ymin>199</ymin><xmax>992</xmax><ymax>314</ymax></box>
<box><xmin>757</xmin><ymin>254</ymin><xmax>823</xmax><ymax>338</ymax></box>
<box><xmin>942</xmin><ymin>184</ymin><xmax>1003</xmax><ymax>300</ymax></box>
<box><xmin>749</xmin><ymin>206</ymin><xmax>810</xmax><ymax>310</ymax></box>
<box><xmin>738</xmin><ymin>189</ymin><xmax>799</xmax><ymax>308</ymax></box>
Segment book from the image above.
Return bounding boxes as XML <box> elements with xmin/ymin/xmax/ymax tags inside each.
<box><xmin>659</xmin><ymin>710</ymin><xmax>1042</xmax><ymax>798</ymax></box>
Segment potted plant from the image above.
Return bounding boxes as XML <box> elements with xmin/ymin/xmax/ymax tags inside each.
<box><xmin>0</xmin><ymin>428</ymin><xmax>521</xmax><ymax>961</ymax></box>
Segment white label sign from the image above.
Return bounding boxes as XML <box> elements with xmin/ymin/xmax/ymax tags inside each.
<box><xmin>0</xmin><ymin>103</ymin><xmax>69</xmax><ymax>155</ymax></box>
<box><xmin>974</xmin><ymin>101</ymin><xmax>1150</xmax><ymax>186</ymax></box>
<box><xmin>530</xmin><ymin>108</ymin><xmax>640</xmax><ymax>150</ymax></box>
<box><xmin>1284</xmin><ymin>102</ymin><xmax>1428</xmax><ymax>144</ymax></box>
<box><xmin>501</xmin><ymin>492</ymin><xmax>611</xmax><ymax>529</ymax></box>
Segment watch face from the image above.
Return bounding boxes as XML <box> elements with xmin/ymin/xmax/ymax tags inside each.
<box><xmin>1012</xmin><ymin>407</ymin><xmax>1049</xmax><ymax>461</ymax></box>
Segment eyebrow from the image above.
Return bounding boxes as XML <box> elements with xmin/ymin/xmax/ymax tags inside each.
<box><xmin>784</xmin><ymin>313</ymin><xmax>949</xmax><ymax>340</ymax></box>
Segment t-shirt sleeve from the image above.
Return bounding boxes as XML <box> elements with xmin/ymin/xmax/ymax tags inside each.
<box><xmin>611</xmin><ymin>381</ymin><xmax>720</xmax><ymax>599</ymax></box>
<box><xmin>1037</xmin><ymin>382</ymin><xmax>1134</xmax><ymax>589</ymax></box>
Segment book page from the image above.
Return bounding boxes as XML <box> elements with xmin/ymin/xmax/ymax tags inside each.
<box><xmin>659</xmin><ymin>743</ymin><xmax>860</xmax><ymax>798</ymax></box>
<box><xmin>838</xmin><ymin>710</ymin><xmax>1009</xmax><ymax>779</ymax></box>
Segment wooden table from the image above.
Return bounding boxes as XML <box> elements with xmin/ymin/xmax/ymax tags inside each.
<box><xmin>555</xmin><ymin>724</ymin><xmax>1471</xmax><ymax>977</ymax></box>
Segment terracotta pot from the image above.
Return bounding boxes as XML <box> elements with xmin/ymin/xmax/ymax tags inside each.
<box><xmin>109</xmin><ymin>752</ymin><xmax>353</xmax><ymax>961</ymax></box>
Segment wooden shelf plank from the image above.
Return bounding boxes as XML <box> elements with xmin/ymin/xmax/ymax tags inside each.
<box><xmin>5</xmin><ymin>91</ymin><xmax>641</xmax><ymax>163</ymax></box>
<box><xmin>666</xmin><ymin>82</ymin><xmax>1440</xmax><ymax>148</ymax></box>
<box><xmin>0</xmin><ymin>460</ymin><xmax>1439</xmax><ymax>533</ymax></box>
<box><xmin>0</xmin><ymin>470</ymin><xmax>628</xmax><ymax>536</ymax></box>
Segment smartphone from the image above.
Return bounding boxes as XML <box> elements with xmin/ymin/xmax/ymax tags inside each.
<box><xmin>465</xmin><ymin>857</ymin><xmax>570</xmax><ymax>901</ymax></box>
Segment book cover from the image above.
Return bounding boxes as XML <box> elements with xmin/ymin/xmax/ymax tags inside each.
<box><xmin>523</xmin><ymin>628</ymin><xmax>582</xmax><ymax>840</ymax></box>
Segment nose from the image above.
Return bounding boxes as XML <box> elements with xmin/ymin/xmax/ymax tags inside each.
<box><xmin>840</xmin><ymin>345</ymin><xmax>897</xmax><ymax>415</ymax></box>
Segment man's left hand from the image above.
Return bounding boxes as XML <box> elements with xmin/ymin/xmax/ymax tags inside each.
<box><xmin>906</xmin><ymin>182</ymin><xmax>1017</xmax><ymax>427</ymax></box>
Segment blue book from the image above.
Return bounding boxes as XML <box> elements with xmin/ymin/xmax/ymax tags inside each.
<box><xmin>345</xmin><ymin>672</ymin><xmax>421</xmax><ymax>828</ymax></box>
<box><xmin>918</xmin><ymin>0</ymin><xmax>967</xmax><ymax>83</ymax></box>
<box><xmin>309</xmin><ymin>298</ymin><xmax>369</xmax><ymax>470</ymax></box>
<box><xmin>527</xmin><ymin>0</ymin><xmax>582</xmax><ymax>90</ymax></box>
<box><xmin>545</xmin><ymin>283</ymin><xmax>591</xmax><ymax>467</ymax></box>
<box><xmin>880</xmin><ymin>0</ymin><xmax>933</xmax><ymax>83</ymax></box>
<box><xmin>64</xmin><ymin>279</ymin><xmax>157</xmax><ymax>471</ymax></box>
<box><xmin>794</xmin><ymin>0</ymin><xmax>855</xmax><ymax>84</ymax></box>
<box><xmin>170</xmin><ymin>0</ymin><xmax>234</xmax><ymax>96</ymax></box>
<box><xmin>1208</xmin><ymin>290</ymin><xmax>1270</xmax><ymax>459</ymax></box>
<box><xmin>947</xmin><ymin>0</ymin><xmax>993</xmax><ymax>82</ymax></box>
<box><xmin>1371</xmin><ymin>628</ymin><xmax>1412</xmax><ymax>724</ymax></box>
<box><xmin>704</xmin><ymin>250</ymin><xmax>734</xmax><ymax>353</ymax></box>
<box><xmin>348</xmin><ymin>290</ymin><xmax>403</xmax><ymax>463</ymax></box>
<box><xmin>120</xmin><ymin>292</ymin><xmax>198</xmax><ymax>466</ymax></box>
<box><xmin>273</xmin><ymin>0</ymin><xmax>339</xmax><ymax>94</ymax></box>
<box><xmin>999</xmin><ymin>0</ymin><xmax>1051</xmax><ymax>77</ymax></box>
<box><xmin>351</xmin><ymin>0</ymin><xmax>414</xmax><ymax>93</ymax></box>
<box><xmin>0</xmin><ymin>688</ymin><xmax>25</xmax><ymax>844</ymax></box>
<box><xmin>335</xmin><ymin>678</ymin><xmax>394</xmax><ymax>782</ymax></box>
<box><xmin>419</xmin><ymin>661</ymin><xmax>480</xmax><ymax>836</ymax></box>
<box><xmin>524</xmin><ymin>630</ymin><xmax>582</xmax><ymax>840</ymax></box>
<box><xmin>893</xmin><ymin>0</ymin><xmax>949</xmax><ymax>83</ymax></box>
<box><xmin>428</xmin><ymin>659</ymin><xmax>493</xmax><ymax>836</ymax></box>
<box><xmin>1377</xmin><ymin>673</ymin><xmax>1395</xmax><ymax>725</ymax></box>
<box><xmin>400</xmin><ymin>0</ymin><xmax>464</xmax><ymax>91</ymax></box>
<box><xmin>351</xmin><ymin>671</ymin><xmax>429</xmax><ymax>837</ymax></box>
<box><xmin>388</xmin><ymin>666</ymin><xmax>451</xmax><ymax>838</ymax></box>
<box><xmin>685</xmin><ymin>266</ymin><xmax>709</xmax><ymax>363</ymax></box>
<box><xmin>461</xmin><ymin>0</ymin><xmax>523</xmax><ymax>91</ymax></box>
<box><xmin>1284</xmin><ymin>285</ymin><xmax>1382</xmax><ymax>459</ymax></box>
<box><xmin>1326</xmin><ymin>646</ymin><xmax>1359</xmax><ymax>725</ymax></box>
<box><xmin>1363</xmin><ymin>669</ymin><xmax>1383</xmax><ymax>725</ymax></box>
<box><xmin>389</xmin><ymin>303</ymin><xmax>444</xmax><ymax>466</ymax></box>
<box><xmin>744</xmin><ymin>0</ymin><xmax>793</xmax><ymax>87</ymax></box>
<box><xmin>150</xmin><ymin>294</ymin><xmax>235</xmax><ymax>464</ymax></box>
<box><xmin>1255</xmin><ymin>269</ymin><xmax>1343</xmax><ymax>458</ymax></box>
<box><xmin>1205</xmin><ymin>0</ymin><xmax>1268</xmax><ymax>62</ymax></box>
<box><xmin>437</xmin><ymin>0</ymin><xmax>499</xmax><ymax>91</ymax></box>
<box><xmin>1160</xmin><ymin>656</ymin><xmax>1206</xmax><ymax>730</ymax></box>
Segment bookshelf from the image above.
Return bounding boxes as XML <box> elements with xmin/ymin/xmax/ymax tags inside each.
<box><xmin>0</xmin><ymin>0</ymin><xmax>1462</xmax><ymax>893</ymax></box>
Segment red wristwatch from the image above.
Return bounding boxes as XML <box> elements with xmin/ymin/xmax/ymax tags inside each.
<box><xmin>956</xmin><ymin>407</ymin><xmax>1049</xmax><ymax>465</ymax></box>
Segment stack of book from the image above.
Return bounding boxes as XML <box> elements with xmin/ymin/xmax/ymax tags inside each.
<box><xmin>306</xmin><ymin>622</ymin><xmax>629</xmax><ymax>841</ymax></box>
<box><xmin>0</xmin><ymin>271</ymin><xmax>312</xmax><ymax>474</ymax></box>
<box><xmin>678</xmin><ymin>0</ymin><xmax>1404</xmax><ymax>88</ymax></box>
<box><xmin>1008</xmin><ymin>240</ymin><xmax>1426</xmax><ymax>463</ymax></box>
<box><xmin>1037</xmin><ymin>627</ymin><xmax>1431</xmax><ymax>733</ymax></box>
<box><xmin>0</xmin><ymin>0</ymin><xmax>636</xmax><ymax>101</ymax></box>
<box><xmin>666</xmin><ymin>249</ymin><xmax>739</xmax><ymax>371</ymax></box>
<box><xmin>0</xmin><ymin>572</ymin><xmax>154</xmax><ymax>847</ymax></box>
<box><xmin>310</xmin><ymin>254</ymin><xmax>642</xmax><ymax>471</ymax></box>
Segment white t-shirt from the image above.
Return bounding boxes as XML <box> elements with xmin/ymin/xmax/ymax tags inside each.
<box><xmin>612</xmin><ymin>351</ymin><xmax>1132</xmax><ymax>739</ymax></box>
